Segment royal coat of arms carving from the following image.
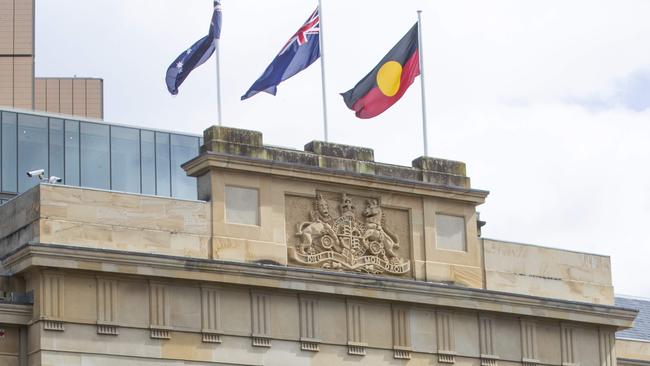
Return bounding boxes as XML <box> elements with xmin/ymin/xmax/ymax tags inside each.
<box><xmin>291</xmin><ymin>193</ymin><xmax>411</xmax><ymax>275</ymax></box>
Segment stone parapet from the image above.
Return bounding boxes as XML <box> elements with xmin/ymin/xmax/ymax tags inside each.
<box><xmin>197</xmin><ymin>125</ymin><xmax>471</xmax><ymax>189</ymax></box>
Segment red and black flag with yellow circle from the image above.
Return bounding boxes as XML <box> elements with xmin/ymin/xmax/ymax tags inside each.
<box><xmin>341</xmin><ymin>24</ymin><xmax>420</xmax><ymax>119</ymax></box>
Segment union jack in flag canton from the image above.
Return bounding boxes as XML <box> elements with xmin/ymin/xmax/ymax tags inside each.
<box><xmin>241</xmin><ymin>8</ymin><xmax>321</xmax><ymax>100</ymax></box>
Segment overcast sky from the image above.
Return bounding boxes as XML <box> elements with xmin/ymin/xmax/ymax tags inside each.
<box><xmin>35</xmin><ymin>0</ymin><xmax>650</xmax><ymax>297</ymax></box>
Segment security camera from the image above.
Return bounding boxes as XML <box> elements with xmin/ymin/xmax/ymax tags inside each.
<box><xmin>48</xmin><ymin>176</ymin><xmax>62</xmax><ymax>184</ymax></box>
<box><xmin>26</xmin><ymin>169</ymin><xmax>45</xmax><ymax>179</ymax></box>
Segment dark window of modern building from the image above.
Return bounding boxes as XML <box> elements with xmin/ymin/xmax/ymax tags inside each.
<box><xmin>18</xmin><ymin>114</ymin><xmax>48</xmax><ymax>192</ymax></box>
<box><xmin>49</xmin><ymin>118</ymin><xmax>64</xmax><ymax>182</ymax></box>
<box><xmin>1</xmin><ymin>112</ymin><xmax>18</xmax><ymax>193</ymax></box>
<box><xmin>64</xmin><ymin>120</ymin><xmax>80</xmax><ymax>186</ymax></box>
<box><xmin>140</xmin><ymin>130</ymin><xmax>156</xmax><ymax>195</ymax></box>
<box><xmin>155</xmin><ymin>132</ymin><xmax>170</xmax><ymax>197</ymax></box>
<box><xmin>170</xmin><ymin>134</ymin><xmax>198</xmax><ymax>200</ymax></box>
<box><xmin>80</xmin><ymin>122</ymin><xmax>110</xmax><ymax>189</ymax></box>
<box><xmin>110</xmin><ymin>126</ymin><xmax>141</xmax><ymax>193</ymax></box>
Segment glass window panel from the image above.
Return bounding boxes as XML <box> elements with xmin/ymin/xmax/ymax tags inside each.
<box><xmin>1</xmin><ymin>112</ymin><xmax>17</xmax><ymax>192</ymax></box>
<box><xmin>110</xmin><ymin>126</ymin><xmax>140</xmax><ymax>193</ymax></box>
<box><xmin>64</xmin><ymin>120</ymin><xmax>80</xmax><ymax>186</ymax></box>
<box><xmin>80</xmin><ymin>122</ymin><xmax>110</xmax><ymax>189</ymax></box>
<box><xmin>141</xmin><ymin>130</ymin><xmax>155</xmax><ymax>195</ymax></box>
<box><xmin>435</xmin><ymin>214</ymin><xmax>467</xmax><ymax>251</ymax></box>
<box><xmin>155</xmin><ymin>132</ymin><xmax>170</xmax><ymax>197</ymax></box>
<box><xmin>225</xmin><ymin>186</ymin><xmax>259</xmax><ymax>225</ymax></box>
<box><xmin>49</xmin><ymin>118</ymin><xmax>64</xmax><ymax>182</ymax></box>
<box><xmin>170</xmin><ymin>134</ymin><xmax>198</xmax><ymax>200</ymax></box>
<box><xmin>18</xmin><ymin>114</ymin><xmax>48</xmax><ymax>192</ymax></box>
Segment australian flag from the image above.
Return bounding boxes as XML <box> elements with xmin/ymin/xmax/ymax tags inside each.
<box><xmin>166</xmin><ymin>1</ymin><xmax>222</xmax><ymax>95</ymax></box>
<box><xmin>241</xmin><ymin>8</ymin><xmax>320</xmax><ymax>100</ymax></box>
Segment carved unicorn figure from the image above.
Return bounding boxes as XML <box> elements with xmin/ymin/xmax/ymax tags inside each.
<box><xmin>361</xmin><ymin>199</ymin><xmax>400</xmax><ymax>261</ymax></box>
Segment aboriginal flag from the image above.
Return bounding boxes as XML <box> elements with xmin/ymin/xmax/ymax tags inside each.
<box><xmin>341</xmin><ymin>24</ymin><xmax>420</xmax><ymax>119</ymax></box>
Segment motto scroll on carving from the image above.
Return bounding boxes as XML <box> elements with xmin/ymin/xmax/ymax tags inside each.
<box><xmin>290</xmin><ymin>193</ymin><xmax>410</xmax><ymax>275</ymax></box>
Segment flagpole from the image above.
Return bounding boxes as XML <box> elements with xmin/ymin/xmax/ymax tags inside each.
<box><xmin>417</xmin><ymin>10</ymin><xmax>429</xmax><ymax>156</ymax></box>
<box><xmin>318</xmin><ymin>0</ymin><xmax>329</xmax><ymax>142</ymax></box>
<box><xmin>215</xmin><ymin>1</ymin><xmax>223</xmax><ymax>126</ymax></box>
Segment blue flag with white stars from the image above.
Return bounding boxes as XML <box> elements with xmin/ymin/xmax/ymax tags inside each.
<box><xmin>165</xmin><ymin>1</ymin><xmax>222</xmax><ymax>95</ymax></box>
<box><xmin>241</xmin><ymin>8</ymin><xmax>320</xmax><ymax>100</ymax></box>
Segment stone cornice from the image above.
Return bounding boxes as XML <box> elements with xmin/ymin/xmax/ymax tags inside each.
<box><xmin>0</xmin><ymin>302</ymin><xmax>33</xmax><ymax>325</ymax></box>
<box><xmin>2</xmin><ymin>243</ymin><xmax>636</xmax><ymax>328</ymax></box>
<box><xmin>182</xmin><ymin>152</ymin><xmax>489</xmax><ymax>204</ymax></box>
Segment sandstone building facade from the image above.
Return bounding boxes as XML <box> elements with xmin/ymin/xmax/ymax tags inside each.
<box><xmin>0</xmin><ymin>124</ymin><xmax>645</xmax><ymax>365</ymax></box>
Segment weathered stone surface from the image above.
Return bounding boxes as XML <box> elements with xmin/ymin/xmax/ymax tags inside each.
<box><xmin>191</xmin><ymin>126</ymin><xmax>473</xmax><ymax>189</ymax></box>
<box><xmin>204</xmin><ymin>125</ymin><xmax>263</xmax><ymax>146</ymax></box>
<box><xmin>286</xmin><ymin>192</ymin><xmax>412</xmax><ymax>277</ymax></box>
<box><xmin>618</xmin><ymin>339</ymin><xmax>650</xmax><ymax>363</ymax></box>
<box><xmin>305</xmin><ymin>141</ymin><xmax>375</xmax><ymax>162</ymax></box>
<box><xmin>412</xmin><ymin>156</ymin><xmax>467</xmax><ymax>176</ymax></box>
<box><xmin>483</xmin><ymin>239</ymin><xmax>615</xmax><ymax>305</ymax></box>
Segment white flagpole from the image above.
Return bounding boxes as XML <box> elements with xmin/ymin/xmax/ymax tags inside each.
<box><xmin>318</xmin><ymin>0</ymin><xmax>329</xmax><ymax>142</ymax></box>
<box><xmin>215</xmin><ymin>1</ymin><xmax>223</xmax><ymax>126</ymax></box>
<box><xmin>417</xmin><ymin>10</ymin><xmax>429</xmax><ymax>156</ymax></box>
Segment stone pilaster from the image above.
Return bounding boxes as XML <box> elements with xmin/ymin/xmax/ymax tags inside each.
<box><xmin>436</xmin><ymin>310</ymin><xmax>456</xmax><ymax>363</ymax></box>
<box><xmin>200</xmin><ymin>285</ymin><xmax>222</xmax><ymax>343</ymax></box>
<box><xmin>561</xmin><ymin>323</ymin><xmax>577</xmax><ymax>366</ymax></box>
<box><xmin>299</xmin><ymin>295</ymin><xmax>320</xmax><ymax>351</ymax></box>
<box><xmin>599</xmin><ymin>327</ymin><xmax>616</xmax><ymax>366</ymax></box>
<box><xmin>40</xmin><ymin>272</ymin><xmax>64</xmax><ymax>331</ymax></box>
<box><xmin>346</xmin><ymin>300</ymin><xmax>366</xmax><ymax>356</ymax></box>
<box><xmin>251</xmin><ymin>292</ymin><xmax>271</xmax><ymax>347</ymax></box>
<box><xmin>479</xmin><ymin>315</ymin><xmax>499</xmax><ymax>366</ymax></box>
<box><xmin>96</xmin><ymin>277</ymin><xmax>118</xmax><ymax>335</ymax></box>
<box><xmin>392</xmin><ymin>305</ymin><xmax>412</xmax><ymax>359</ymax></box>
<box><xmin>149</xmin><ymin>282</ymin><xmax>171</xmax><ymax>339</ymax></box>
<box><xmin>521</xmin><ymin>319</ymin><xmax>539</xmax><ymax>366</ymax></box>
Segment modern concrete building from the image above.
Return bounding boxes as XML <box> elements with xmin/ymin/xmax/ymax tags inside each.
<box><xmin>0</xmin><ymin>0</ymin><xmax>103</xmax><ymax>119</ymax></box>
<box><xmin>0</xmin><ymin>123</ymin><xmax>647</xmax><ymax>365</ymax></box>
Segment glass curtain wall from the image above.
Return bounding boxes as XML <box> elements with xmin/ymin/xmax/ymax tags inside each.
<box><xmin>0</xmin><ymin>109</ymin><xmax>200</xmax><ymax>200</ymax></box>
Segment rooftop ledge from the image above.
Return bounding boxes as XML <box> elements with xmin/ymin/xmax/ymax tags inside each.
<box><xmin>183</xmin><ymin>125</ymin><xmax>482</xmax><ymax>195</ymax></box>
<box><xmin>0</xmin><ymin>243</ymin><xmax>638</xmax><ymax>329</ymax></box>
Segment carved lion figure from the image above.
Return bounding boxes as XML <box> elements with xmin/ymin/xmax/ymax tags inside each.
<box><xmin>296</xmin><ymin>194</ymin><xmax>341</xmax><ymax>254</ymax></box>
<box><xmin>361</xmin><ymin>199</ymin><xmax>400</xmax><ymax>262</ymax></box>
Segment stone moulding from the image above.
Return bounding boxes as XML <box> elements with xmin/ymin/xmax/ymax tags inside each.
<box><xmin>300</xmin><ymin>338</ymin><xmax>320</xmax><ymax>352</ymax></box>
<box><xmin>522</xmin><ymin>360</ymin><xmax>539</xmax><ymax>366</ymax></box>
<box><xmin>438</xmin><ymin>350</ymin><xmax>456</xmax><ymax>364</ymax></box>
<box><xmin>201</xmin><ymin>330</ymin><xmax>222</xmax><ymax>344</ymax></box>
<box><xmin>96</xmin><ymin>323</ymin><xmax>118</xmax><ymax>336</ymax></box>
<box><xmin>43</xmin><ymin>320</ymin><xmax>64</xmax><ymax>331</ymax></box>
<box><xmin>182</xmin><ymin>152</ymin><xmax>487</xmax><ymax>204</ymax></box>
<box><xmin>393</xmin><ymin>346</ymin><xmax>412</xmax><ymax>360</ymax></box>
<box><xmin>348</xmin><ymin>341</ymin><xmax>367</xmax><ymax>356</ymax></box>
<box><xmin>0</xmin><ymin>303</ymin><xmax>32</xmax><ymax>325</ymax></box>
<box><xmin>252</xmin><ymin>336</ymin><xmax>271</xmax><ymax>348</ymax></box>
<box><xmin>5</xmin><ymin>244</ymin><xmax>637</xmax><ymax>329</ymax></box>
<box><xmin>481</xmin><ymin>354</ymin><xmax>499</xmax><ymax>366</ymax></box>
<box><xmin>150</xmin><ymin>326</ymin><xmax>171</xmax><ymax>340</ymax></box>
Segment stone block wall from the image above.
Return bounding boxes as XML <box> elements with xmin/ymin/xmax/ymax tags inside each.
<box><xmin>483</xmin><ymin>239</ymin><xmax>615</xmax><ymax>305</ymax></box>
